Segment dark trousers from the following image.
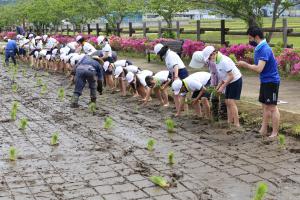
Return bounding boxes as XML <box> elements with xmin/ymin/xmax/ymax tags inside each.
<box><xmin>5</xmin><ymin>50</ymin><xmax>17</xmax><ymax>65</ymax></box>
<box><xmin>74</xmin><ymin>69</ymin><xmax>97</xmax><ymax>98</ymax></box>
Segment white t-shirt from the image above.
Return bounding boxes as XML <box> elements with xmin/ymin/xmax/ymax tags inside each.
<box><xmin>164</xmin><ymin>50</ymin><xmax>186</xmax><ymax>73</ymax></box>
<box><xmin>187</xmin><ymin>72</ymin><xmax>211</xmax><ymax>86</ymax></box>
<box><xmin>83</xmin><ymin>42</ymin><xmax>96</xmax><ymax>55</ymax></box>
<box><xmin>216</xmin><ymin>53</ymin><xmax>242</xmax><ymax>83</ymax></box>
<box><xmin>124</xmin><ymin>65</ymin><xmax>139</xmax><ymax>74</ymax></box>
<box><xmin>67</xmin><ymin>42</ymin><xmax>78</xmax><ymax>51</ymax></box>
<box><xmin>183</xmin><ymin>75</ymin><xmax>203</xmax><ymax>92</ymax></box>
<box><xmin>114</xmin><ymin>60</ymin><xmax>127</xmax><ymax>67</ymax></box>
<box><xmin>36</xmin><ymin>40</ymin><xmax>43</xmax><ymax>50</ymax></box>
<box><xmin>137</xmin><ymin>70</ymin><xmax>153</xmax><ymax>87</ymax></box>
<box><xmin>153</xmin><ymin>71</ymin><xmax>170</xmax><ymax>86</ymax></box>
<box><xmin>29</xmin><ymin>39</ymin><xmax>36</xmax><ymax>51</ymax></box>
<box><xmin>45</xmin><ymin>37</ymin><xmax>58</xmax><ymax>49</ymax></box>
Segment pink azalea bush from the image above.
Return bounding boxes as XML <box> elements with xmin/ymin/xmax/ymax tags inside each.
<box><xmin>220</xmin><ymin>44</ymin><xmax>254</xmax><ymax>63</ymax></box>
<box><xmin>0</xmin><ymin>31</ymin><xmax>17</xmax><ymax>39</ymax></box>
<box><xmin>182</xmin><ymin>39</ymin><xmax>205</xmax><ymax>57</ymax></box>
<box><xmin>276</xmin><ymin>48</ymin><xmax>300</xmax><ymax>74</ymax></box>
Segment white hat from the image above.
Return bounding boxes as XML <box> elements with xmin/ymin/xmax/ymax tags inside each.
<box><xmin>16</xmin><ymin>35</ymin><xmax>24</xmax><ymax>40</ymax></box>
<box><xmin>35</xmin><ymin>36</ymin><xmax>41</xmax><ymax>40</ymax></box>
<box><xmin>189</xmin><ymin>51</ymin><xmax>205</xmax><ymax>68</ymax></box>
<box><xmin>76</xmin><ymin>35</ymin><xmax>83</xmax><ymax>42</ymax></box>
<box><xmin>126</xmin><ymin>72</ymin><xmax>134</xmax><ymax>83</ymax></box>
<box><xmin>103</xmin><ymin>61</ymin><xmax>110</xmax><ymax>72</ymax></box>
<box><xmin>114</xmin><ymin>66</ymin><xmax>123</xmax><ymax>78</ymax></box>
<box><xmin>42</xmin><ymin>35</ymin><xmax>48</xmax><ymax>41</ymax></box>
<box><xmin>102</xmin><ymin>44</ymin><xmax>111</xmax><ymax>52</ymax></box>
<box><xmin>172</xmin><ymin>79</ymin><xmax>183</xmax><ymax>95</ymax></box>
<box><xmin>28</xmin><ymin>34</ymin><xmax>34</xmax><ymax>38</ymax></box>
<box><xmin>97</xmin><ymin>36</ymin><xmax>105</xmax><ymax>45</ymax></box>
<box><xmin>202</xmin><ymin>46</ymin><xmax>215</xmax><ymax>62</ymax></box>
<box><xmin>154</xmin><ymin>43</ymin><xmax>164</xmax><ymax>55</ymax></box>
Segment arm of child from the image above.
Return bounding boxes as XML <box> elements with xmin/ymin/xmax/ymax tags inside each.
<box><xmin>218</xmin><ymin>72</ymin><xmax>234</xmax><ymax>93</ymax></box>
<box><xmin>192</xmin><ymin>87</ymin><xmax>206</xmax><ymax>104</ymax></box>
<box><xmin>160</xmin><ymin>80</ymin><xmax>171</xmax><ymax>90</ymax></box>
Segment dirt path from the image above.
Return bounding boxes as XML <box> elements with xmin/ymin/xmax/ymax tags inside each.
<box><xmin>0</xmin><ymin>61</ymin><xmax>300</xmax><ymax>200</ymax></box>
<box><xmin>127</xmin><ymin>57</ymin><xmax>300</xmax><ymax>114</ymax></box>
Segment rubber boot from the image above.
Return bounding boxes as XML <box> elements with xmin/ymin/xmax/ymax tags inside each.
<box><xmin>97</xmin><ymin>80</ymin><xmax>103</xmax><ymax>95</ymax></box>
<box><xmin>91</xmin><ymin>97</ymin><xmax>96</xmax><ymax>103</ymax></box>
<box><xmin>70</xmin><ymin>94</ymin><xmax>79</xmax><ymax>108</ymax></box>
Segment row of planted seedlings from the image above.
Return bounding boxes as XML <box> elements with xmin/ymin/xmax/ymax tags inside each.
<box><xmin>1</xmin><ymin>58</ymin><xmax>60</xmax><ymax>162</ymax></box>
<box><xmin>1</xmin><ymin>56</ymin><xmax>275</xmax><ymax>199</ymax></box>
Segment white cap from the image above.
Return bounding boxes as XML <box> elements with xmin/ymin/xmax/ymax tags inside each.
<box><xmin>114</xmin><ymin>66</ymin><xmax>123</xmax><ymax>78</ymax></box>
<box><xmin>202</xmin><ymin>46</ymin><xmax>215</xmax><ymax>62</ymax></box>
<box><xmin>42</xmin><ymin>35</ymin><xmax>48</xmax><ymax>41</ymax></box>
<box><xmin>97</xmin><ymin>36</ymin><xmax>105</xmax><ymax>45</ymax></box>
<box><xmin>103</xmin><ymin>61</ymin><xmax>110</xmax><ymax>72</ymax></box>
<box><xmin>35</xmin><ymin>36</ymin><xmax>41</xmax><ymax>40</ymax></box>
<box><xmin>28</xmin><ymin>34</ymin><xmax>34</xmax><ymax>38</ymax></box>
<box><xmin>189</xmin><ymin>51</ymin><xmax>205</xmax><ymax>68</ymax></box>
<box><xmin>154</xmin><ymin>43</ymin><xmax>164</xmax><ymax>55</ymax></box>
<box><xmin>70</xmin><ymin>54</ymin><xmax>85</xmax><ymax>66</ymax></box>
<box><xmin>102</xmin><ymin>44</ymin><xmax>111</xmax><ymax>52</ymax></box>
<box><xmin>172</xmin><ymin>79</ymin><xmax>183</xmax><ymax>95</ymax></box>
<box><xmin>126</xmin><ymin>72</ymin><xmax>134</xmax><ymax>83</ymax></box>
<box><xmin>76</xmin><ymin>35</ymin><xmax>83</xmax><ymax>42</ymax></box>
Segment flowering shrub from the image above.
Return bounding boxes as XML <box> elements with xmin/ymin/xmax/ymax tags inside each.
<box><xmin>182</xmin><ymin>39</ymin><xmax>205</xmax><ymax>57</ymax></box>
<box><xmin>0</xmin><ymin>32</ymin><xmax>17</xmax><ymax>39</ymax></box>
<box><xmin>276</xmin><ymin>48</ymin><xmax>300</xmax><ymax>74</ymax></box>
<box><xmin>220</xmin><ymin>44</ymin><xmax>254</xmax><ymax>63</ymax></box>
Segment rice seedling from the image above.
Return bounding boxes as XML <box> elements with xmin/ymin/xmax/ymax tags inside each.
<box><xmin>88</xmin><ymin>102</ymin><xmax>96</xmax><ymax>114</ymax></box>
<box><xmin>58</xmin><ymin>88</ymin><xmax>65</xmax><ymax>101</ymax></box>
<box><xmin>253</xmin><ymin>182</ymin><xmax>268</xmax><ymax>200</ymax></box>
<box><xmin>168</xmin><ymin>152</ymin><xmax>175</xmax><ymax>165</ymax></box>
<box><xmin>278</xmin><ymin>134</ymin><xmax>286</xmax><ymax>149</ymax></box>
<box><xmin>147</xmin><ymin>138</ymin><xmax>156</xmax><ymax>151</ymax></box>
<box><xmin>149</xmin><ymin>176</ymin><xmax>169</xmax><ymax>188</ymax></box>
<box><xmin>36</xmin><ymin>77</ymin><xmax>43</xmax><ymax>87</ymax></box>
<box><xmin>12</xmin><ymin>83</ymin><xmax>18</xmax><ymax>92</ymax></box>
<box><xmin>19</xmin><ymin>118</ymin><xmax>28</xmax><ymax>130</ymax></box>
<box><xmin>10</xmin><ymin>101</ymin><xmax>19</xmax><ymax>121</ymax></box>
<box><xmin>104</xmin><ymin>117</ymin><xmax>113</xmax><ymax>129</ymax></box>
<box><xmin>9</xmin><ymin>146</ymin><xmax>17</xmax><ymax>161</ymax></box>
<box><xmin>165</xmin><ymin>118</ymin><xmax>175</xmax><ymax>133</ymax></box>
<box><xmin>40</xmin><ymin>84</ymin><xmax>48</xmax><ymax>95</ymax></box>
<box><xmin>292</xmin><ymin>124</ymin><xmax>300</xmax><ymax>136</ymax></box>
<box><xmin>51</xmin><ymin>132</ymin><xmax>59</xmax><ymax>146</ymax></box>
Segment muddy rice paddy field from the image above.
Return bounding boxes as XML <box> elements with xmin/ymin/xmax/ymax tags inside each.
<box><xmin>0</xmin><ymin>60</ymin><xmax>300</xmax><ymax>200</ymax></box>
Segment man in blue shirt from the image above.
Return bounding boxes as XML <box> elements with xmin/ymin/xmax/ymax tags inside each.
<box><xmin>5</xmin><ymin>39</ymin><xmax>19</xmax><ymax>66</ymax></box>
<box><xmin>70</xmin><ymin>55</ymin><xmax>104</xmax><ymax>108</ymax></box>
<box><xmin>237</xmin><ymin>26</ymin><xmax>280</xmax><ymax>138</ymax></box>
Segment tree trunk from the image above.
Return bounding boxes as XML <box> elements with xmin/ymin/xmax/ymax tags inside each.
<box><xmin>266</xmin><ymin>0</ymin><xmax>281</xmax><ymax>43</ymax></box>
<box><xmin>247</xmin><ymin>15</ymin><xmax>260</xmax><ymax>28</ymax></box>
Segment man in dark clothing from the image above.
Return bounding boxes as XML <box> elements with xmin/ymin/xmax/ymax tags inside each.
<box><xmin>5</xmin><ymin>39</ymin><xmax>19</xmax><ymax>66</ymax></box>
<box><xmin>70</xmin><ymin>56</ymin><xmax>104</xmax><ymax>108</ymax></box>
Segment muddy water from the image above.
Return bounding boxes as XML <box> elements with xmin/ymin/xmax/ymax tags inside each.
<box><xmin>0</xmin><ymin>61</ymin><xmax>300</xmax><ymax>200</ymax></box>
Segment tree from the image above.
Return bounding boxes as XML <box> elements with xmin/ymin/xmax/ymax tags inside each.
<box><xmin>267</xmin><ymin>0</ymin><xmax>300</xmax><ymax>42</ymax></box>
<box><xmin>146</xmin><ymin>0</ymin><xmax>193</xmax><ymax>29</ymax></box>
<box><xmin>199</xmin><ymin>0</ymin><xmax>271</xmax><ymax>27</ymax></box>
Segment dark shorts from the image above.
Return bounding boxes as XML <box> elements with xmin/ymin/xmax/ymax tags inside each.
<box><xmin>259</xmin><ymin>82</ymin><xmax>279</xmax><ymax>105</ymax></box>
<box><xmin>192</xmin><ymin>89</ymin><xmax>211</xmax><ymax>99</ymax></box>
<box><xmin>168</xmin><ymin>68</ymin><xmax>189</xmax><ymax>80</ymax></box>
<box><xmin>19</xmin><ymin>48</ymin><xmax>26</xmax><ymax>56</ymax></box>
<box><xmin>225</xmin><ymin>77</ymin><xmax>242</xmax><ymax>100</ymax></box>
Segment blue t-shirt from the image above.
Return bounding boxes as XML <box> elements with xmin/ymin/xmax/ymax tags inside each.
<box><xmin>79</xmin><ymin>56</ymin><xmax>103</xmax><ymax>80</ymax></box>
<box><xmin>6</xmin><ymin>40</ymin><xmax>18</xmax><ymax>52</ymax></box>
<box><xmin>254</xmin><ymin>41</ymin><xmax>280</xmax><ymax>84</ymax></box>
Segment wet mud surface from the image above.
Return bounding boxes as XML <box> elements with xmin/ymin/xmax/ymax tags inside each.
<box><xmin>0</xmin><ymin>62</ymin><xmax>300</xmax><ymax>200</ymax></box>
